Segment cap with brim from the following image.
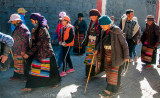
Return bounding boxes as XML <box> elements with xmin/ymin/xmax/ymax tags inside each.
<box><xmin>62</xmin><ymin>16</ymin><xmax>70</xmax><ymax>22</ymax></box>
<box><xmin>8</xmin><ymin>14</ymin><xmax>22</xmax><ymax>23</ymax></box>
<box><xmin>17</xmin><ymin>8</ymin><xmax>27</xmax><ymax>13</ymax></box>
<box><xmin>59</xmin><ymin>12</ymin><xmax>66</xmax><ymax>20</ymax></box>
<box><xmin>145</xmin><ymin>15</ymin><xmax>155</xmax><ymax>21</ymax></box>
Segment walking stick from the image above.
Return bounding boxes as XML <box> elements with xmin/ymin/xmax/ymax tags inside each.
<box><xmin>10</xmin><ymin>49</ymin><xmax>14</xmax><ymax>58</ymax></box>
<box><xmin>121</xmin><ymin>61</ymin><xmax>129</xmax><ymax>76</ymax></box>
<box><xmin>84</xmin><ymin>54</ymin><xmax>95</xmax><ymax>94</ymax></box>
<box><xmin>78</xmin><ymin>31</ymin><xmax>81</xmax><ymax>54</ymax></box>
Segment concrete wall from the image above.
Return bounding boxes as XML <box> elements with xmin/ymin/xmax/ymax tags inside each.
<box><xmin>0</xmin><ymin>0</ymin><xmax>158</xmax><ymax>35</ymax></box>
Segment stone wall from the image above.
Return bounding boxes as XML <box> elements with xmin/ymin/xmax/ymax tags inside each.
<box><xmin>0</xmin><ymin>0</ymin><xmax>97</xmax><ymax>36</ymax></box>
<box><xmin>0</xmin><ymin>0</ymin><xmax>158</xmax><ymax>35</ymax></box>
<box><xmin>106</xmin><ymin>0</ymin><xmax>158</xmax><ymax>30</ymax></box>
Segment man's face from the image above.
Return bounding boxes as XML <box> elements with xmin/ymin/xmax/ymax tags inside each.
<box><xmin>147</xmin><ymin>20</ymin><xmax>154</xmax><ymax>26</ymax></box>
<box><xmin>78</xmin><ymin>17</ymin><xmax>83</xmax><ymax>21</ymax></box>
<box><xmin>127</xmin><ymin>12</ymin><xmax>134</xmax><ymax>20</ymax></box>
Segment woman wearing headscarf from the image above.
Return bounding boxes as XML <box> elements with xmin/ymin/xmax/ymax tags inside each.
<box><xmin>82</xmin><ymin>9</ymin><xmax>102</xmax><ymax>78</ymax></box>
<box><xmin>21</xmin><ymin>13</ymin><xmax>61</xmax><ymax>92</ymax></box>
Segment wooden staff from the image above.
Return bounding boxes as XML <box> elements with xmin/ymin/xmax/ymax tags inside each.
<box><xmin>10</xmin><ymin>49</ymin><xmax>14</xmax><ymax>58</ymax></box>
<box><xmin>84</xmin><ymin>54</ymin><xmax>95</xmax><ymax>94</ymax></box>
<box><xmin>121</xmin><ymin>61</ymin><xmax>129</xmax><ymax>76</ymax></box>
<box><xmin>78</xmin><ymin>31</ymin><xmax>81</xmax><ymax>54</ymax></box>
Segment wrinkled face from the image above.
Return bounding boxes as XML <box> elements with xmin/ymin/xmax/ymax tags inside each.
<box><xmin>100</xmin><ymin>25</ymin><xmax>111</xmax><ymax>31</ymax></box>
<box><xmin>127</xmin><ymin>12</ymin><xmax>134</xmax><ymax>20</ymax></box>
<box><xmin>90</xmin><ymin>16</ymin><xmax>98</xmax><ymax>22</ymax></box>
<box><xmin>11</xmin><ymin>20</ymin><xmax>18</xmax><ymax>25</ymax></box>
<box><xmin>30</xmin><ymin>19</ymin><xmax>38</xmax><ymax>25</ymax></box>
<box><xmin>147</xmin><ymin>20</ymin><xmax>154</xmax><ymax>26</ymax></box>
<box><xmin>62</xmin><ymin>19</ymin><xmax>68</xmax><ymax>26</ymax></box>
<box><xmin>78</xmin><ymin>17</ymin><xmax>83</xmax><ymax>21</ymax></box>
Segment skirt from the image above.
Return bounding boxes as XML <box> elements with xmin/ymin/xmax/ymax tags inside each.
<box><xmin>141</xmin><ymin>44</ymin><xmax>157</xmax><ymax>64</ymax></box>
<box><xmin>84</xmin><ymin>40</ymin><xmax>101</xmax><ymax>77</ymax></box>
<box><xmin>73</xmin><ymin>33</ymin><xmax>85</xmax><ymax>54</ymax></box>
<box><xmin>13</xmin><ymin>55</ymin><xmax>24</xmax><ymax>78</ymax></box>
<box><xmin>104</xmin><ymin>49</ymin><xmax>122</xmax><ymax>93</ymax></box>
<box><xmin>25</xmin><ymin>56</ymin><xmax>61</xmax><ymax>88</ymax></box>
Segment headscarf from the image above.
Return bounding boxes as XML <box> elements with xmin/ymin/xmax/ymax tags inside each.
<box><xmin>30</xmin><ymin>13</ymin><xmax>46</xmax><ymax>27</ymax></box>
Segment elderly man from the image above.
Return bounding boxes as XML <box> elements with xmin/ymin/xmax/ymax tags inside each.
<box><xmin>8</xmin><ymin>14</ymin><xmax>31</xmax><ymax>80</ymax></box>
<box><xmin>11</xmin><ymin>8</ymin><xmax>27</xmax><ymax>33</ymax></box>
<box><xmin>0</xmin><ymin>32</ymin><xmax>14</xmax><ymax>71</ymax></box>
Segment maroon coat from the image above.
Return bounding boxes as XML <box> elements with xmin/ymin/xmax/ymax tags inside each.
<box><xmin>27</xmin><ymin>26</ymin><xmax>54</xmax><ymax>60</ymax></box>
<box><xmin>13</xmin><ymin>23</ymin><xmax>30</xmax><ymax>55</ymax></box>
<box><xmin>82</xmin><ymin>20</ymin><xmax>101</xmax><ymax>50</ymax></box>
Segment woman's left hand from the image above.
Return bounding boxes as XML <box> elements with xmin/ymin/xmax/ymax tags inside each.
<box><xmin>23</xmin><ymin>54</ymin><xmax>29</xmax><ymax>59</ymax></box>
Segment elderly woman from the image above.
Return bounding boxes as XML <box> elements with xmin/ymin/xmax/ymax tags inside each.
<box><xmin>21</xmin><ymin>13</ymin><xmax>61</xmax><ymax>92</ymax></box>
<box><xmin>98</xmin><ymin>15</ymin><xmax>129</xmax><ymax>97</ymax></box>
<box><xmin>82</xmin><ymin>9</ymin><xmax>102</xmax><ymax>78</ymax></box>
<box><xmin>140</xmin><ymin>15</ymin><xmax>159</xmax><ymax>69</ymax></box>
<box><xmin>8</xmin><ymin>14</ymin><xmax>31</xmax><ymax>81</ymax></box>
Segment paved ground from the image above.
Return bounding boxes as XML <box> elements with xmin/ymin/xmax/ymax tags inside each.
<box><xmin>0</xmin><ymin>44</ymin><xmax>160</xmax><ymax>98</ymax></box>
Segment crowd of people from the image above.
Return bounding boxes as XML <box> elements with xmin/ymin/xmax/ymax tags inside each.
<box><xmin>0</xmin><ymin>7</ymin><xmax>159</xmax><ymax>97</ymax></box>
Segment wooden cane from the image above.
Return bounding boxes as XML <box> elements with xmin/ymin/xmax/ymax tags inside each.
<box><xmin>10</xmin><ymin>49</ymin><xmax>14</xmax><ymax>58</ymax></box>
<box><xmin>84</xmin><ymin>54</ymin><xmax>95</xmax><ymax>94</ymax></box>
<box><xmin>78</xmin><ymin>31</ymin><xmax>81</xmax><ymax>54</ymax></box>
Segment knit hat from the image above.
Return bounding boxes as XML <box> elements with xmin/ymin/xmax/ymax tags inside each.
<box><xmin>17</xmin><ymin>8</ymin><xmax>27</xmax><ymax>13</ymax></box>
<box><xmin>145</xmin><ymin>15</ymin><xmax>155</xmax><ymax>21</ymax></box>
<box><xmin>59</xmin><ymin>12</ymin><xmax>66</xmax><ymax>20</ymax></box>
<box><xmin>98</xmin><ymin>15</ymin><xmax>112</xmax><ymax>25</ymax></box>
<box><xmin>89</xmin><ymin>9</ymin><xmax>101</xmax><ymax>17</ymax></box>
<box><xmin>62</xmin><ymin>16</ymin><xmax>70</xmax><ymax>22</ymax></box>
<box><xmin>78</xmin><ymin>13</ymin><xmax>83</xmax><ymax>18</ymax></box>
<box><xmin>8</xmin><ymin>14</ymin><xmax>22</xmax><ymax>23</ymax></box>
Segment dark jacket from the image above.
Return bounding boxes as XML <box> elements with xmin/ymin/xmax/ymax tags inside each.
<box><xmin>141</xmin><ymin>23</ymin><xmax>159</xmax><ymax>47</ymax></box>
<box><xmin>27</xmin><ymin>26</ymin><xmax>54</xmax><ymax>60</ymax></box>
<box><xmin>100</xmin><ymin>25</ymin><xmax>129</xmax><ymax>66</ymax></box>
<box><xmin>82</xmin><ymin>20</ymin><xmax>101</xmax><ymax>50</ymax></box>
<box><xmin>74</xmin><ymin>20</ymin><xmax>87</xmax><ymax>35</ymax></box>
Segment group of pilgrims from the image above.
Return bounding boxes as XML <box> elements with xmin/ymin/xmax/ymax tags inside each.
<box><xmin>0</xmin><ymin>7</ymin><xmax>159</xmax><ymax>97</ymax></box>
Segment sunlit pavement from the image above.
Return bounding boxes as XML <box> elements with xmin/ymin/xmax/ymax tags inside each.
<box><xmin>0</xmin><ymin>45</ymin><xmax>160</xmax><ymax>98</ymax></box>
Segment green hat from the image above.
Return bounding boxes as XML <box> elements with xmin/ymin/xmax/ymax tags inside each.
<box><xmin>98</xmin><ymin>15</ymin><xmax>112</xmax><ymax>25</ymax></box>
